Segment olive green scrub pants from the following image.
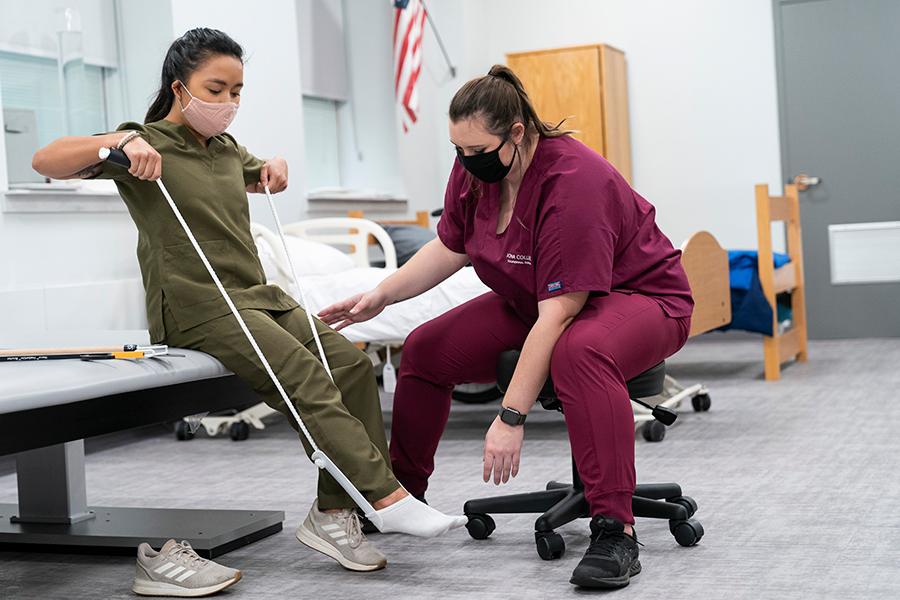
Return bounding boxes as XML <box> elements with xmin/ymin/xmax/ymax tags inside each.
<box><xmin>162</xmin><ymin>302</ymin><xmax>400</xmax><ymax>510</ymax></box>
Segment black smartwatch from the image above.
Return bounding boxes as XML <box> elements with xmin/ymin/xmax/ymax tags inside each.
<box><xmin>498</xmin><ymin>406</ymin><xmax>527</xmax><ymax>426</ymax></box>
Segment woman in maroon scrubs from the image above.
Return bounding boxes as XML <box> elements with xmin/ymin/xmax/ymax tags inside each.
<box><xmin>320</xmin><ymin>65</ymin><xmax>693</xmax><ymax>589</ymax></box>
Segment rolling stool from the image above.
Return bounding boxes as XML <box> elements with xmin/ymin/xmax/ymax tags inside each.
<box><xmin>463</xmin><ymin>350</ymin><xmax>704</xmax><ymax>560</ymax></box>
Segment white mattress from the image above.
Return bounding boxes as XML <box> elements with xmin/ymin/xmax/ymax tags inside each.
<box><xmin>0</xmin><ymin>349</ymin><xmax>231</xmax><ymax>414</ymax></box>
<box><xmin>289</xmin><ymin>266</ymin><xmax>490</xmax><ymax>343</ymax></box>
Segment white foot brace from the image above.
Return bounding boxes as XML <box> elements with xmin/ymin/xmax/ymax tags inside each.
<box><xmin>371</xmin><ymin>496</ymin><xmax>468</xmax><ymax>537</ymax></box>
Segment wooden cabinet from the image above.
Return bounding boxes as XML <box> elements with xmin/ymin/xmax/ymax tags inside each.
<box><xmin>507</xmin><ymin>44</ymin><xmax>633</xmax><ymax>183</ymax></box>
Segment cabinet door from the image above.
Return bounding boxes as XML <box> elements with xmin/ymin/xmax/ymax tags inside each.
<box><xmin>507</xmin><ymin>46</ymin><xmax>605</xmax><ymax>156</ymax></box>
<box><xmin>599</xmin><ymin>46</ymin><xmax>632</xmax><ymax>183</ymax></box>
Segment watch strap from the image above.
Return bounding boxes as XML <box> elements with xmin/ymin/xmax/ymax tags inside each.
<box><xmin>498</xmin><ymin>406</ymin><xmax>527</xmax><ymax>426</ymax></box>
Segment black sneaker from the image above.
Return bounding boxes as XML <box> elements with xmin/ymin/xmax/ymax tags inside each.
<box><xmin>570</xmin><ymin>516</ymin><xmax>641</xmax><ymax>589</ymax></box>
<box><xmin>359</xmin><ymin>494</ymin><xmax>427</xmax><ymax>534</ymax></box>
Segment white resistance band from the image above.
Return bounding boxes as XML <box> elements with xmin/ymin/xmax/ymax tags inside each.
<box><xmin>100</xmin><ymin>147</ymin><xmax>380</xmax><ymax>526</ymax></box>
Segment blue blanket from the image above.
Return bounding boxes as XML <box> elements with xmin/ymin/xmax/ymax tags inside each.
<box><xmin>719</xmin><ymin>250</ymin><xmax>791</xmax><ymax>336</ymax></box>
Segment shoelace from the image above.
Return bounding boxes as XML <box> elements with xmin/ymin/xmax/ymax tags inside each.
<box><xmin>167</xmin><ymin>541</ymin><xmax>209</xmax><ymax>569</ymax></box>
<box><xmin>334</xmin><ymin>510</ymin><xmax>365</xmax><ymax>549</ymax></box>
<box><xmin>586</xmin><ymin>529</ymin><xmax>643</xmax><ymax>560</ymax></box>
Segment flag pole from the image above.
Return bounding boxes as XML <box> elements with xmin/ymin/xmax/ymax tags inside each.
<box><xmin>420</xmin><ymin>0</ymin><xmax>456</xmax><ymax>78</ymax></box>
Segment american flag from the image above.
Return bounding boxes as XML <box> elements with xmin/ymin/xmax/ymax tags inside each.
<box><xmin>393</xmin><ymin>0</ymin><xmax>427</xmax><ymax>132</ymax></box>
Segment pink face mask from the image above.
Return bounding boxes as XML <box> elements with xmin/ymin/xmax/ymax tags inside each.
<box><xmin>176</xmin><ymin>81</ymin><xmax>239</xmax><ymax>138</ymax></box>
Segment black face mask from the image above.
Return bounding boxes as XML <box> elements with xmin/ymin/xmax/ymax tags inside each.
<box><xmin>457</xmin><ymin>137</ymin><xmax>518</xmax><ymax>183</ymax></box>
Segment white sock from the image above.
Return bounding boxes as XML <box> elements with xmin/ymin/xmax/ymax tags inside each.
<box><xmin>367</xmin><ymin>496</ymin><xmax>468</xmax><ymax>538</ymax></box>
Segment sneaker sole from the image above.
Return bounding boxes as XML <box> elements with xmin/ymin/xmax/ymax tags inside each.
<box><xmin>569</xmin><ymin>559</ymin><xmax>642</xmax><ymax>589</ymax></box>
<box><xmin>295</xmin><ymin>523</ymin><xmax>386</xmax><ymax>572</ymax></box>
<box><xmin>132</xmin><ymin>570</ymin><xmax>241</xmax><ymax>597</ymax></box>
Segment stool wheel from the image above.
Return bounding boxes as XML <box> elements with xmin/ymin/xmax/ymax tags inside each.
<box><xmin>669</xmin><ymin>495</ymin><xmax>698</xmax><ymax>518</ymax></box>
<box><xmin>692</xmin><ymin>393</ymin><xmax>712</xmax><ymax>412</ymax></box>
<box><xmin>465</xmin><ymin>514</ymin><xmax>495</xmax><ymax>540</ymax></box>
<box><xmin>229</xmin><ymin>421</ymin><xmax>250</xmax><ymax>441</ymax></box>
<box><xmin>670</xmin><ymin>518</ymin><xmax>704</xmax><ymax>546</ymax></box>
<box><xmin>642</xmin><ymin>420</ymin><xmax>666</xmax><ymax>442</ymax></box>
<box><xmin>174</xmin><ymin>420</ymin><xmax>194</xmax><ymax>441</ymax></box>
<box><xmin>535</xmin><ymin>531</ymin><xmax>565</xmax><ymax>560</ymax></box>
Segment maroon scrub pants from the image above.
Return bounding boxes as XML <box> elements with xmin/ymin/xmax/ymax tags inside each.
<box><xmin>389</xmin><ymin>290</ymin><xmax>690</xmax><ymax>524</ymax></box>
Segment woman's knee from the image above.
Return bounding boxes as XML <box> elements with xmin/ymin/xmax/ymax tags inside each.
<box><xmin>400</xmin><ymin>321</ymin><xmax>448</xmax><ymax>380</ymax></box>
<box><xmin>334</xmin><ymin>344</ymin><xmax>376</xmax><ymax>383</ymax></box>
<box><xmin>550</xmin><ymin>327</ymin><xmax>618</xmax><ymax>382</ymax></box>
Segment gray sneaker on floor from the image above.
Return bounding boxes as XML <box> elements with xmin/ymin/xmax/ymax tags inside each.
<box><xmin>295</xmin><ymin>499</ymin><xmax>387</xmax><ymax>571</ymax></box>
<box><xmin>132</xmin><ymin>539</ymin><xmax>242</xmax><ymax>597</ymax></box>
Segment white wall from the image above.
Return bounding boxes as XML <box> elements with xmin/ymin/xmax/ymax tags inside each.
<box><xmin>298</xmin><ymin>0</ymin><xmax>347</xmax><ymax>100</ymax></box>
<box><xmin>399</xmin><ymin>0</ymin><xmax>784</xmax><ymax>248</ymax></box>
<box><xmin>0</xmin><ymin>83</ymin><xmax>8</xmax><ymax>292</ymax></box>
<box><xmin>170</xmin><ymin>0</ymin><xmax>307</xmax><ymax>225</ymax></box>
<box><xmin>336</xmin><ymin>0</ymin><xmax>403</xmax><ymax>196</ymax></box>
<box><xmin>112</xmin><ymin>0</ymin><xmax>174</xmax><ymax>125</ymax></box>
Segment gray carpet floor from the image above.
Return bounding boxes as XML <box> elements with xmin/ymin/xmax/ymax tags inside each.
<box><xmin>1</xmin><ymin>333</ymin><xmax>899</xmax><ymax>599</ymax></box>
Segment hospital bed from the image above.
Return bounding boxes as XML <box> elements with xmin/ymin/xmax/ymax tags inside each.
<box><xmin>190</xmin><ymin>217</ymin><xmax>729</xmax><ymax>443</ymax></box>
<box><xmin>181</xmin><ymin>217</ymin><xmax>491</xmax><ymax>441</ymax></box>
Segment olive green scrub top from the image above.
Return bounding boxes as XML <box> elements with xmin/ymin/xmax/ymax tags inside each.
<box><xmin>93</xmin><ymin>120</ymin><xmax>298</xmax><ymax>342</ymax></box>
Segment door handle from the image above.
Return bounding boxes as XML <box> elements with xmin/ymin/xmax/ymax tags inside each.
<box><xmin>791</xmin><ymin>173</ymin><xmax>821</xmax><ymax>191</ymax></box>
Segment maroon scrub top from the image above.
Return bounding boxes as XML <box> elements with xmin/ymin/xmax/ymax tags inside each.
<box><xmin>437</xmin><ymin>135</ymin><xmax>693</xmax><ymax>321</ymax></box>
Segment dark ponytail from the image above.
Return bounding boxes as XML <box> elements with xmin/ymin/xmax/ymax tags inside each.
<box><xmin>144</xmin><ymin>28</ymin><xmax>244</xmax><ymax>124</ymax></box>
<box><xmin>448</xmin><ymin>64</ymin><xmax>574</xmax><ymax>140</ymax></box>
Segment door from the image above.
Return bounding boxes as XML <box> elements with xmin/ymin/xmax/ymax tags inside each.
<box><xmin>773</xmin><ymin>0</ymin><xmax>900</xmax><ymax>339</ymax></box>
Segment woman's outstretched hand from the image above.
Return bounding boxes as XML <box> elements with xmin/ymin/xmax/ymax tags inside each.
<box><xmin>318</xmin><ymin>288</ymin><xmax>390</xmax><ymax>331</ymax></box>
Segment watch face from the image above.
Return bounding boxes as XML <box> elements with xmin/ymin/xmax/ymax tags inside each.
<box><xmin>500</xmin><ymin>407</ymin><xmax>524</xmax><ymax>425</ymax></box>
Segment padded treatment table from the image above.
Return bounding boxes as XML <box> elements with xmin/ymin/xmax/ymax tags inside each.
<box><xmin>0</xmin><ymin>350</ymin><xmax>283</xmax><ymax>557</ymax></box>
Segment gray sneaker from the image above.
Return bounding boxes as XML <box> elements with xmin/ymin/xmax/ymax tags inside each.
<box><xmin>132</xmin><ymin>539</ymin><xmax>242</xmax><ymax>597</ymax></box>
<box><xmin>295</xmin><ymin>500</ymin><xmax>387</xmax><ymax>571</ymax></box>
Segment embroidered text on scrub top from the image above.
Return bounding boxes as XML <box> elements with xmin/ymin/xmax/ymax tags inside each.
<box><xmin>506</xmin><ymin>253</ymin><xmax>532</xmax><ymax>265</ymax></box>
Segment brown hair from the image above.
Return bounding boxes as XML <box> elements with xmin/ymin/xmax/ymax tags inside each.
<box><xmin>449</xmin><ymin>64</ymin><xmax>573</xmax><ymax>197</ymax></box>
<box><xmin>449</xmin><ymin>64</ymin><xmax>574</xmax><ymax>140</ymax></box>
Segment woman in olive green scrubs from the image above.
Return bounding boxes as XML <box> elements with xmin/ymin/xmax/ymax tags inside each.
<box><xmin>32</xmin><ymin>28</ymin><xmax>466</xmax><ymax>572</ymax></box>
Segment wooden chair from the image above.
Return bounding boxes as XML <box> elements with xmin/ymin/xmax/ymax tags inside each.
<box><xmin>755</xmin><ymin>183</ymin><xmax>809</xmax><ymax>380</ymax></box>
